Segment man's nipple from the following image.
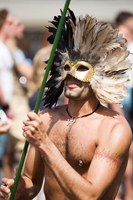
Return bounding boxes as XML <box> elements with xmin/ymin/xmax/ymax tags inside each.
<box><xmin>78</xmin><ymin>159</ymin><xmax>84</xmax><ymax>167</ymax></box>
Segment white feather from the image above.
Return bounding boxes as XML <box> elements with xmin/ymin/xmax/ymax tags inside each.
<box><xmin>67</xmin><ymin>13</ymin><xmax>132</xmax><ymax>105</ymax></box>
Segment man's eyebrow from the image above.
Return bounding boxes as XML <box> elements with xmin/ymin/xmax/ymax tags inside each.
<box><xmin>94</xmin><ymin>149</ymin><xmax>123</xmax><ymax>165</ymax></box>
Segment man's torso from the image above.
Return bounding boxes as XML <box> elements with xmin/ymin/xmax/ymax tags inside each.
<box><xmin>41</xmin><ymin>105</ymin><xmax>129</xmax><ymax>200</ymax></box>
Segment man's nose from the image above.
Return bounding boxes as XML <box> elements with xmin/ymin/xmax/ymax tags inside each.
<box><xmin>65</xmin><ymin>74</ymin><xmax>73</xmax><ymax>81</ymax></box>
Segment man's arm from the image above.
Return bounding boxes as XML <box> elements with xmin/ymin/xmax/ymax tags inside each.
<box><xmin>0</xmin><ymin>144</ymin><xmax>44</xmax><ymax>200</ymax></box>
<box><xmin>0</xmin><ymin>70</ymin><xmax>7</xmax><ymax>106</ymax></box>
<box><xmin>21</xmin><ymin>112</ymin><xmax>132</xmax><ymax>200</ymax></box>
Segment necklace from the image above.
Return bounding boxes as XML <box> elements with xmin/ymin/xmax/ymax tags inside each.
<box><xmin>66</xmin><ymin>102</ymin><xmax>100</xmax><ymax>126</ymax></box>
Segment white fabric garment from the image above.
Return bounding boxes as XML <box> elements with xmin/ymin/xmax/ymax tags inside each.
<box><xmin>0</xmin><ymin>41</ymin><xmax>14</xmax><ymax>102</ymax></box>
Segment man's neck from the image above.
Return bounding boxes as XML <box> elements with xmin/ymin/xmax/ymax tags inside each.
<box><xmin>67</xmin><ymin>97</ymin><xmax>99</xmax><ymax>118</ymax></box>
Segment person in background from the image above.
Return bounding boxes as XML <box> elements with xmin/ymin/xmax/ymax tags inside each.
<box><xmin>114</xmin><ymin>11</ymin><xmax>133</xmax><ymax>200</ymax></box>
<box><xmin>0</xmin><ymin>9</ymin><xmax>16</xmax><ymax>186</ymax></box>
<box><xmin>27</xmin><ymin>44</ymin><xmax>52</xmax><ymax>111</ymax></box>
<box><xmin>115</xmin><ymin>12</ymin><xmax>133</xmax><ymax>119</ymax></box>
<box><xmin>0</xmin><ymin>113</ymin><xmax>12</xmax><ymax>186</ymax></box>
<box><xmin>0</xmin><ymin>9</ymin><xmax>15</xmax><ymax>118</ymax></box>
<box><xmin>2</xmin><ymin>16</ymin><xmax>33</xmax><ymax>179</ymax></box>
<box><xmin>27</xmin><ymin>30</ymin><xmax>64</xmax><ymax>112</ymax></box>
<box><xmin>116</xmin><ymin>12</ymin><xmax>133</xmax><ymax>46</ymax></box>
<box><xmin>6</xmin><ymin>17</ymin><xmax>33</xmax><ymax>85</ymax></box>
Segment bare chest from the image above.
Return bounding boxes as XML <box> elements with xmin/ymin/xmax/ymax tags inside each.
<box><xmin>47</xmin><ymin>118</ymin><xmax>99</xmax><ymax>174</ymax></box>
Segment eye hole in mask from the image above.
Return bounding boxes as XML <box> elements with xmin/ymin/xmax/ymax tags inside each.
<box><xmin>64</xmin><ymin>65</ymin><xmax>89</xmax><ymax>72</ymax></box>
<box><xmin>64</xmin><ymin>64</ymin><xmax>71</xmax><ymax>71</ymax></box>
<box><xmin>62</xmin><ymin>60</ymin><xmax>95</xmax><ymax>82</ymax></box>
<box><xmin>77</xmin><ymin>65</ymin><xmax>89</xmax><ymax>71</ymax></box>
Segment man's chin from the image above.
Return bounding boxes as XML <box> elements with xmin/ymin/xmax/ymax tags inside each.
<box><xmin>65</xmin><ymin>92</ymin><xmax>80</xmax><ymax>100</ymax></box>
<box><xmin>64</xmin><ymin>87</ymin><xmax>81</xmax><ymax>99</ymax></box>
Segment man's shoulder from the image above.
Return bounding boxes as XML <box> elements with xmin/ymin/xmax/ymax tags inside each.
<box><xmin>41</xmin><ymin>104</ymin><xmax>66</xmax><ymax>112</ymax></box>
<box><xmin>40</xmin><ymin>105</ymin><xmax>67</xmax><ymax>120</ymax></box>
<box><xmin>99</xmin><ymin>105</ymin><xmax>132</xmax><ymax>140</ymax></box>
<box><xmin>109</xmin><ymin>117</ymin><xmax>132</xmax><ymax>155</ymax></box>
<box><xmin>111</xmin><ymin>114</ymin><xmax>131</xmax><ymax>137</ymax></box>
<box><xmin>98</xmin><ymin>107</ymin><xmax>132</xmax><ymax>156</ymax></box>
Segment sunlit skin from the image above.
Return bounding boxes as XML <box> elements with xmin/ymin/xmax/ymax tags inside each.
<box><xmin>0</xmin><ymin>73</ymin><xmax>132</xmax><ymax>200</ymax></box>
<box><xmin>64</xmin><ymin>74</ymin><xmax>93</xmax><ymax>100</ymax></box>
<box><xmin>64</xmin><ymin>74</ymin><xmax>96</xmax><ymax>117</ymax></box>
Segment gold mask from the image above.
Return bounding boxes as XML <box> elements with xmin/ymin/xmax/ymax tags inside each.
<box><xmin>62</xmin><ymin>59</ymin><xmax>95</xmax><ymax>82</ymax></box>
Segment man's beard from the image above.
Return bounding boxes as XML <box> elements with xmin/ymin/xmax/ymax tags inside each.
<box><xmin>64</xmin><ymin>88</ymin><xmax>82</xmax><ymax>99</ymax></box>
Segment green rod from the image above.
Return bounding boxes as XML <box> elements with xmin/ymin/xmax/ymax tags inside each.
<box><xmin>9</xmin><ymin>0</ymin><xmax>71</xmax><ymax>199</ymax></box>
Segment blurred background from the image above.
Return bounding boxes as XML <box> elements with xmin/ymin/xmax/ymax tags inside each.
<box><xmin>0</xmin><ymin>1</ymin><xmax>133</xmax><ymax>200</ymax></box>
<box><xmin>0</xmin><ymin>0</ymin><xmax>133</xmax><ymax>60</ymax></box>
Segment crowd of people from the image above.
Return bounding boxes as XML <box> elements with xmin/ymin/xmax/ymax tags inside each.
<box><xmin>0</xmin><ymin>7</ymin><xmax>133</xmax><ymax>200</ymax></box>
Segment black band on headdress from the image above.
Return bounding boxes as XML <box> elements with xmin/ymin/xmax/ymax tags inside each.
<box><xmin>43</xmin><ymin>8</ymin><xmax>76</xmax><ymax>108</ymax></box>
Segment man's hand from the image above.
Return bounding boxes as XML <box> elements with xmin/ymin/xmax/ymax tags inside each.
<box><xmin>0</xmin><ymin>119</ymin><xmax>12</xmax><ymax>134</ymax></box>
<box><xmin>0</xmin><ymin>168</ymin><xmax>25</xmax><ymax>200</ymax></box>
<box><xmin>0</xmin><ymin>178</ymin><xmax>14</xmax><ymax>200</ymax></box>
<box><xmin>22</xmin><ymin>112</ymin><xmax>47</xmax><ymax>148</ymax></box>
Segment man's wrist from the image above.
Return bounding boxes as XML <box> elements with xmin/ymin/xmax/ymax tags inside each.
<box><xmin>39</xmin><ymin>137</ymin><xmax>53</xmax><ymax>161</ymax></box>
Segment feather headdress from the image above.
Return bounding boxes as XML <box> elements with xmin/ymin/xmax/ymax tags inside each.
<box><xmin>43</xmin><ymin>9</ymin><xmax>131</xmax><ymax>108</ymax></box>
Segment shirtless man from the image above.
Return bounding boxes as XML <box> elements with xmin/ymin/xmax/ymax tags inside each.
<box><xmin>0</xmin><ymin>9</ymin><xmax>132</xmax><ymax>200</ymax></box>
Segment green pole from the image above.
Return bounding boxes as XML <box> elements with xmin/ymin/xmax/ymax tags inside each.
<box><xmin>9</xmin><ymin>0</ymin><xmax>71</xmax><ymax>199</ymax></box>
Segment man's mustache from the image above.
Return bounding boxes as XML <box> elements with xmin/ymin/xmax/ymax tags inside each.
<box><xmin>65</xmin><ymin>75</ymin><xmax>82</xmax><ymax>87</ymax></box>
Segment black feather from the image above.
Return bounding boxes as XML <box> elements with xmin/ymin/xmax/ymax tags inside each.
<box><xmin>43</xmin><ymin>8</ymin><xmax>76</xmax><ymax>108</ymax></box>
